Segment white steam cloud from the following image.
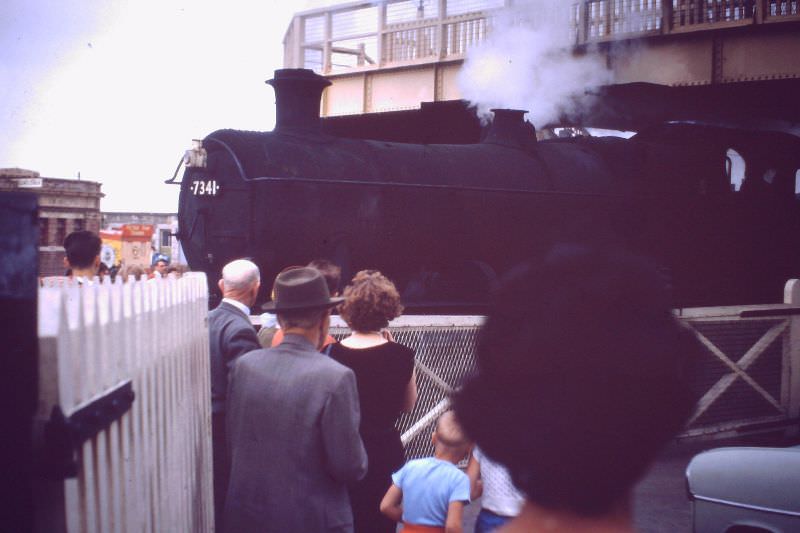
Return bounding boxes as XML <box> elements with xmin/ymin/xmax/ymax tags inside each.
<box><xmin>457</xmin><ymin>0</ymin><xmax>613</xmax><ymax>128</ymax></box>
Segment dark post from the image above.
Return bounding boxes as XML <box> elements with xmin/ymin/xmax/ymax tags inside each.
<box><xmin>0</xmin><ymin>192</ymin><xmax>39</xmax><ymax>532</ymax></box>
<box><xmin>663</xmin><ymin>0</ymin><xmax>674</xmax><ymax>33</ymax></box>
<box><xmin>755</xmin><ymin>0</ymin><xmax>767</xmax><ymax>23</ymax></box>
<box><xmin>577</xmin><ymin>0</ymin><xmax>588</xmax><ymax>44</ymax></box>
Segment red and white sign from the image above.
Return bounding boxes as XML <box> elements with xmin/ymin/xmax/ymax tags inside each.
<box><xmin>121</xmin><ymin>224</ymin><xmax>154</xmax><ymax>241</ymax></box>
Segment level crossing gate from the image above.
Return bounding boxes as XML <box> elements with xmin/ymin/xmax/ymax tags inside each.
<box><xmin>333</xmin><ymin>279</ymin><xmax>800</xmax><ymax>459</ymax></box>
<box><xmin>676</xmin><ymin>283</ymin><xmax>800</xmax><ymax>440</ymax></box>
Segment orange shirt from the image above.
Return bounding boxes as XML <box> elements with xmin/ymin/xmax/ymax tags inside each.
<box><xmin>270</xmin><ymin>328</ymin><xmax>336</xmax><ymax>349</ymax></box>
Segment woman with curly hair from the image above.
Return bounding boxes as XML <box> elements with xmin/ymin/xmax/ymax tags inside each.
<box><xmin>329</xmin><ymin>270</ymin><xmax>417</xmax><ymax>533</ymax></box>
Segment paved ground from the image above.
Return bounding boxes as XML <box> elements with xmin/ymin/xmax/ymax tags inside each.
<box><xmin>460</xmin><ymin>432</ymin><xmax>799</xmax><ymax>532</ymax></box>
<box><xmin>631</xmin><ymin>441</ymin><xmax>702</xmax><ymax>532</ymax></box>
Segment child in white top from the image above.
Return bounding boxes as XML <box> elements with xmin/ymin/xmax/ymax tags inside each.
<box><xmin>467</xmin><ymin>445</ymin><xmax>525</xmax><ymax>532</ymax></box>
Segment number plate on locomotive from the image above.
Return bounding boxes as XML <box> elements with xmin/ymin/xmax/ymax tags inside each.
<box><xmin>190</xmin><ymin>179</ymin><xmax>220</xmax><ymax>196</ymax></box>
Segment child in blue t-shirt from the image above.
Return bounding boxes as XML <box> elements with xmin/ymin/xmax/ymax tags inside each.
<box><xmin>380</xmin><ymin>410</ymin><xmax>471</xmax><ymax>532</ymax></box>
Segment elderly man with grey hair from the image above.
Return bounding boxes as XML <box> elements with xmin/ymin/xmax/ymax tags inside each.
<box><xmin>208</xmin><ymin>258</ymin><xmax>261</xmax><ymax>532</ymax></box>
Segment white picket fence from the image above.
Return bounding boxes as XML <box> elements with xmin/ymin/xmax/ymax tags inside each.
<box><xmin>34</xmin><ymin>273</ymin><xmax>213</xmax><ymax>533</ymax></box>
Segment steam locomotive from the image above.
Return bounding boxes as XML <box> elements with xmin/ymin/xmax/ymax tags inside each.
<box><xmin>174</xmin><ymin>68</ymin><xmax>800</xmax><ymax>310</ymax></box>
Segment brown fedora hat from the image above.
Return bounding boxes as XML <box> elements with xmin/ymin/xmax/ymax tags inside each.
<box><xmin>261</xmin><ymin>267</ymin><xmax>344</xmax><ymax>312</ymax></box>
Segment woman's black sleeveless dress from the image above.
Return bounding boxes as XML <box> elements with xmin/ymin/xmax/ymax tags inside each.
<box><xmin>329</xmin><ymin>341</ymin><xmax>415</xmax><ymax>533</ymax></box>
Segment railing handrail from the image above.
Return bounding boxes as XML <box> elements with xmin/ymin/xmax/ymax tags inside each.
<box><xmin>574</xmin><ymin>0</ymin><xmax>800</xmax><ymax>46</ymax></box>
<box><xmin>384</xmin><ymin>9</ymin><xmax>490</xmax><ymax>30</ymax></box>
<box><xmin>284</xmin><ymin>0</ymin><xmax>505</xmax><ymax>74</ymax></box>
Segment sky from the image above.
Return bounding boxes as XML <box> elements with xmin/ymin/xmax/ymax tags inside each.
<box><xmin>2</xmin><ymin>0</ymin><xmax>341</xmax><ymax>213</ymax></box>
<box><xmin>2</xmin><ymin>0</ymin><xmax>634</xmax><ymax>214</ymax></box>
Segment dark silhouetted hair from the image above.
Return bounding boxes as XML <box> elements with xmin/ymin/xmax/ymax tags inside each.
<box><xmin>339</xmin><ymin>270</ymin><xmax>403</xmax><ymax>332</ymax></box>
<box><xmin>453</xmin><ymin>245</ymin><xmax>700</xmax><ymax>517</ymax></box>
<box><xmin>63</xmin><ymin>230</ymin><xmax>102</xmax><ymax>269</ymax></box>
<box><xmin>307</xmin><ymin>259</ymin><xmax>342</xmax><ymax>295</ymax></box>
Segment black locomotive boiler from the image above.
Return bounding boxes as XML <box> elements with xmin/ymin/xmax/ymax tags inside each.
<box><xmin>175</xmin><ymin>69</ymin><xmax>800</xmax><ymax>310</ymax></box>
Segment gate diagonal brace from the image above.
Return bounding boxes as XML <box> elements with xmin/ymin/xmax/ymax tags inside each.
<box><xmin>41</xmin><ymin>380</ymin><xmax>135</xmax><ymax>480</ymax></box>
<box><xmin>414</xmin><ymin>358</ymin><xmax>454</xmax><ymax>394</ymax></box>
<box><xmin>689</xmin><ymin>321</ymin><xmax>788</xmax><ymax>425</ymax></box>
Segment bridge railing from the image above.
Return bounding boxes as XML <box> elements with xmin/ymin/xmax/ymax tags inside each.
<box><xmin>285</xmin><ymin>0</ymin><xmax>800</xmax><ymax>73</ymax></box>
<box><xmin>284</xmin><ymin>0</ymin><xmax>507</xmax><ymax>74</ymax></box>
<box><xmin>34</xmin><ymin>274</ymin><xmax>213</xmax><ymax>533</ymax></box>
<box><xmin>332</xmin><ymin>280</ymin><xmax>800</xmax><ymax>460</ymax></box>
<box><xmin>574</xmin><ymin>0</ymin><xmax>800</xmax><ymax>44</ymax></box>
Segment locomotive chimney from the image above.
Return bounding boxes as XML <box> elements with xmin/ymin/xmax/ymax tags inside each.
<box><xmin>267</xmin><ymin>68</ymin><xmax>331</xmax><ymax>133</ymax></box>
<box><xmin>482</xmin><ymin>109</ymin><xmax>537</xmax><ymax>150</ymax></box>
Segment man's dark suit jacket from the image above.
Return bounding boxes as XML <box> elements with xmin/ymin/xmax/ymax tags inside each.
<box><xmin>224</xmin><ymin>334</ymin><xmax>368</xmax><ymax>533</ymax></box>
<box><xmin>209</xmin><ymin>299</ymin><xmax>260</xmax><ymax>531</ymax></box>
<box><xmin>208</xmin><ymin>300</ymin><xmax>260</xmax><ymax>414</ymax></box>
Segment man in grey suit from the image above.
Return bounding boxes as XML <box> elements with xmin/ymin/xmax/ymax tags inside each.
<box><xmin>208</xmin><ymin>259</ymin><xmax>261</xmax><ymax>531</ymax></box>
<box><xmin>224</xmin><ymin>267</ymin><xmax>368</xmax><ymax>532</ymax></box>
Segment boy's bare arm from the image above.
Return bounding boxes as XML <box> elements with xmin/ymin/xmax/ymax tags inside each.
<box><xmin>379</xmin><ymin>484</ymin><xmax>403</xmax><ymax>522</ymax></box>
<box><xmin>445</xmin><ymin>501</ymin><xmax>464</xmax><ymax>533</ymax></box>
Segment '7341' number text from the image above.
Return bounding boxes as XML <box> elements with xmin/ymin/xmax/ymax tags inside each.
<box><xmin>190</xmin><ymin>179</ymin><xmax>219</xmax><ymax>196</ymax></box>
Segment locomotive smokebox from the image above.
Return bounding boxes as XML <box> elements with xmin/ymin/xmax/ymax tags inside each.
<box><xmin>266</xmin><ymin>68</ymin><xmax>331</xmax><ymax>133</ymax></box>
<box><xmin>483</xmin><ymin>109</ymin><xmax>537</xmax><ymax>151</ymax></box>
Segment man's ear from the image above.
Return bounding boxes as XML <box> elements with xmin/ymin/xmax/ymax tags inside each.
<box><xmin>218</xmin><ymin>279</ymin><xmax>225</xmax><ymax>293</ymax></box>
<box><xmin>93</xmin><ymin>255</ymin><xmax>101</xmax><ymax>269</ymax></box>
<box><xmin>63</xmin><ymin>256</ymin><xmax>70</xmax><ymax>268</ymax></box>
<box><xmin>250</xmin><ymin>282</ymin><xmax>260</xmax><ymax>305</ymax></box>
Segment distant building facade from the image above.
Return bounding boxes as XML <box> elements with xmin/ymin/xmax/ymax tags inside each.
<box><xmin>0</xmin><ymin>168</ymin><xmax>103</xmax><ymax>276</ymax></box>
<box><xmin>101</xmin><ymin>212</ymin><xmax>186</xmax><ymax>266</ymax></box>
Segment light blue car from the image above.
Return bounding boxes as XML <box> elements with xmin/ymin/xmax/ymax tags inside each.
<box><xmin>686</xmin><ymin>446</ymin><xmax>800</xmax><ymax>532</ymax></box>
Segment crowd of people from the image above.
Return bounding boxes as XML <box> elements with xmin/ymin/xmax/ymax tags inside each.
<box><xmin>48</xmin><ymin>230</ymin><xmax>186</xmax><ymax>285</ymax></box>
<box><xmin>54</xmin><ymin>229</ymin><xmax>701</xmax><ymax>533</ymax></box>
<box><xmin>209</xmin><ymin>246</ymin><xmax>701</xmax><ymax>533</ymax></box>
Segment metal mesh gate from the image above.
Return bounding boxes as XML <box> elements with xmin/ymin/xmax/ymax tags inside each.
<box><xmin>331</xmin><ymin>305</ymin><xmax>799</xmax><ymax>458</ymax></box>
<box><xmin>679</xmin><ymin>310</ymin><xmax>796</xmax><ymax>438</ymax></box>
<box><xmin>330</xmin><ymin>316</ymin><xmax>482</xmax><ymax>459</ymax></box>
